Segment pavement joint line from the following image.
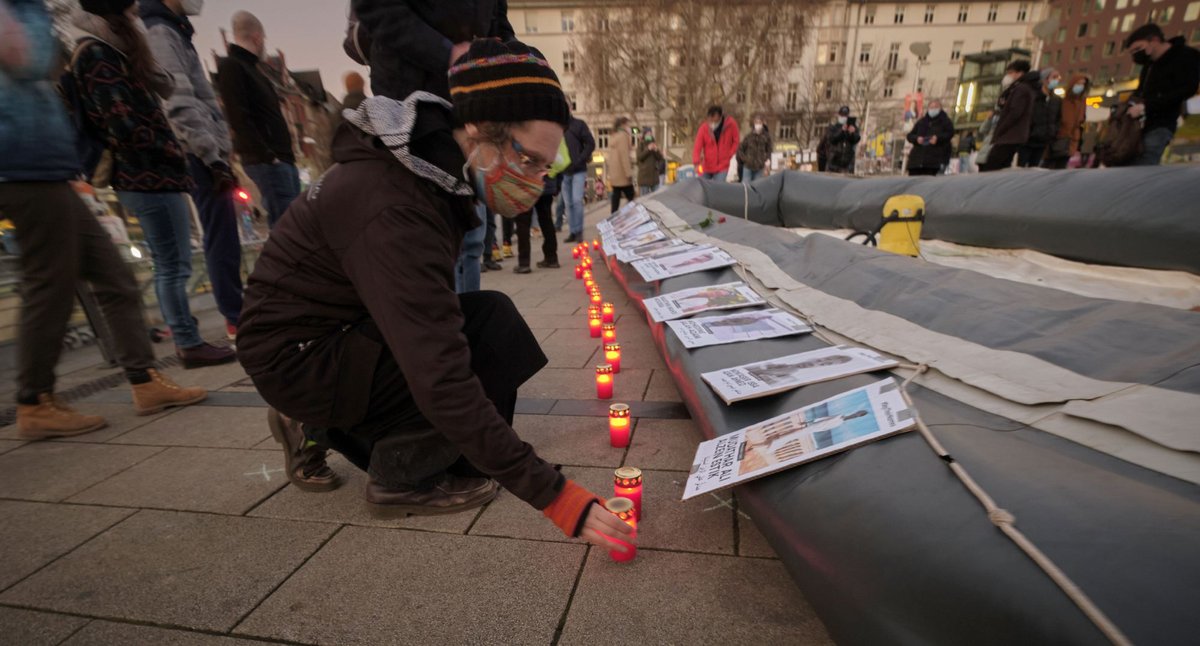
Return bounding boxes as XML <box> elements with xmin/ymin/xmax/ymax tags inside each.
<box><xmin>733</xmin><ymin>495</ymin><xmax>743</xmax><ymax>557</ymax></box>
<box><xmin>461</xmin><ymin>500</ymin><xmax>491</xmax><ymax>536</ymax></box>
<box><xmin>55</xmin><ymin>616</ymin><xmax>92</xmax><ymax>645</ymax></box>
<box><xmin>0</xmin><ymin>503</ymin><xmax>136</xmax><ymax>597</ymax></box>
<box><xmin>549</xmin><ymin>544</ymin><xmax>591</xmax><ymax>646</ymax></box>
<box><xmin>44</xmin><ymin>444</ymin><xmax>169</xmax><ymax>507</ymax></box>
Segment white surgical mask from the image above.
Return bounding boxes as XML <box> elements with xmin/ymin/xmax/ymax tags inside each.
<box><xmin>181</xmin><ymin>0</ymin><xmax>204</xmax><ymax>16</ymax></box>
<box><xmin>1001</xmin><ymin>75</ymin><xmax>1016</xmax><ymax>89</ymax></box>
<box><xmin>753</xmin><ymin>123</ymin><xmax>763</xmax><ymax>133</ymax></box>
<box><xmin>837</xmin><ymin>116</ymin><xmax>848</xmax><ymax>125</ymax></box>
<box><xmin>928</xmin><ymin>108</ymin><xmax>941</xmax><ymax>117</ymax></box>
<box><xmin>1072</xmin><ymin>83</ymin><xmax>1085</xmax><ymax>95</ymax></box>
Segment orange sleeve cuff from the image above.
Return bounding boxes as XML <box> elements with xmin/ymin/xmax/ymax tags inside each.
<box><xmin>542</xmin><ymin>480</ymin><xmax>602</xmax><ymax>538</ymax></box>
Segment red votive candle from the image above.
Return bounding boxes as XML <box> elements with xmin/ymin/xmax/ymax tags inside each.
<box><xmin>608</xmin><ymin>403</ymin><xmax>631</xmax><ymax>448</ymax></box>
<box><xmin>584</xmin><ymin>278</ymin><xmax>596</xmax><ymax>293</ymax></box>
<box><xmin>604</xmin><ymin>342</ymin><xmax>621</xmax><ymax>373</ymax></box>
<box><xmin>573</xmin><ymin>246</ymin><xmax>581</xmax><ymax>260</ymax></box>
<box><xmin>602</xmin><ymin>323</ymin><xmax>617</xmax><ymax>343</ymax></box>
<box><xmin>587</xmin><ymin>304</ymin><xmax>601</xmax><ymax>318</ymax></box>
<box><xmin>588</xmin><ymin>312</ymin><xmax>603</xmax><ymax>338</ymax></box>
<box><xmin>614</xmin><ymin>466</ymin><xmax>643</xmax><ymax>519</ymax></box>
<box><xmin>582</xmin><ymin>269</ymin><xmax>593</xmax><ymax>280</ymax></box>
<box><xmin>592</xmin><ymin>238</ymin><xmax>600</xmax><ymax>250</ymax></box>
<box><xmin>590</xmin><ymin>290</ymin><xmax>603</xmax><ymax>305</ymax></box>
<box><xmin>606</xmin><ymin>497</ymin><xmax>637</xmax><ymax>562</ymax></box>
<box><xmin>575</xmin><ymin>265</ymin><xmax>584</xmax><ymax>279</ymax></box>
<box><xmin>601</xmin><ymin>302</ymin><xmax>615</xmax><ymax>324</ymax></box>
<box><xmin>595</xmin><ymin>364</ymin><xmax>614</xmax><ymax>399</ymax></box>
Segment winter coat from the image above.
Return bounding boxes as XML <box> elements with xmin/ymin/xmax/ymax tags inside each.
<box><xmin>563</xmin><ymin>117</ymin><xmax>595</xmax><ymax>175</ymax></box>
<box><xmin>139</xmin><ymin>0</ymin><xmax>231</xmax><ymax>165</ymax></box>
<box><xmin>348</xmin><ymin>0</ymin><xmax>514</xmax><ymax>101</ymax></box>
<box><xmin>990</xmin><ymin>72</ymin><xmax>1040</xmax><ymax>147</ymax></box>
<box><xmin>607</xmin><ymin>128</ymin><xmax>633</xmax><ymax>187</ymax></box>
<box><xmin>1134</xmin><ymin>36</ymin><xmax>1200</xmax><ymax>133</ymax></box>
<box><xmin>216</xmin><ymin>44</ymin><xmax>295</xmax><ymax>166</ymax></box>
<box><xmin>238</xmin><ymin>94</ymin><xmax>564</xmax><ymax>509</ymax></box>
<box><xmin>1058</xmin><ymin>74</ymin><xmax>1089</xmax><ymax>154</ymax></box>
<box><xmin>1027</xmin><ymin>88</ymin><xmax>1061</xmax><ymax>146</ymax></box>
<box><xmin>636</xmin><ymin>141</ymin><xmax>664</xmax><ymax>187</ymax></box>
<box><xmin>69</xmin><ymin>12</ymin><xmax>191</xmax><ymax>192</ymax></box>
<box><xmin>824</xmin><ymin>122</ymin><xmax>861</xmax><ymax>173</ymax></box>
<box><xmin>957</xmin><ymin>132</ymin><xmax>977</xmax><ymax>154</ymax></box>
<box><xmin>0</xmin><ymin>0</ymin><xmax>81</xmax><ymax>182</ymax></box>
<box><xmin>905</xmin><ymin>111</ymin><xmax>955</xmax><ymax>171</ymax></box>
<box><xmin>692</xmin><ymin>116</ymin><xmax>740</xmax><ymax>174</ymax></box>
<box><xmin>737</xmin><ymin>129</ymin><xmax>773</xmax><ymax>173</ymax></box>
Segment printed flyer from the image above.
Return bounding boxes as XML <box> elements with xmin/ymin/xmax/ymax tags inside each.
<box><xmin>632</xmin><ymin>247</ymin><xmax>737</xmax><ymax>282</ymax></box>
<box><xmin>700</xmin><ymin>345</ymin><xmax>899</xmax><ymax>404</ymax></box>
<box><xmin>643</xmin><ymin>282</ymin><xmax>767</xmax><ymax>322</ymax></box>
<box><xmin>666</xmin><ymin>308</ymin><xmax>812</xmax><ymax>349</ymax></box>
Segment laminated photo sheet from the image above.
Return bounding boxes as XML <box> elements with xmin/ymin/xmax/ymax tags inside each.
<box><xmin>599</xmin><ymin>204</ymin><xmax>651</xmax><ymax>239</ymax></box>
<box><xmin>644</xmin><ymin>282</ymin><xmax>767</xmax><ymax>322</ymax></box>
<box><xmin>683</xmin><ymin>378</ymin><xmax>916</xmax><ymax>499</ymax></box>
<box><xmin>700</xmin><ymin>345</ymin><xmax>900</xmax><ymax>405</ymax></box>
<box><xmin>666</xmin><ymin>308</ymin><xmax>813</xmax><ymax>349</ymax></box>
<box><xmin>605</xmin><ymin>227</ymin><xmax>668</xmax><ymax>255</ymax></box>
<box><xmin>633</xmin><ymin>246</ymin><xmax>737</xmax><ymax>282</ymax></box>
<box><xmin>616</xmin><ymin>237</ymin><xmax>692</xmax><ymax>263</ymax></box>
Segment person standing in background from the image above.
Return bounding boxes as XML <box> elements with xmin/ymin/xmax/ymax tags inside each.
<box><xmin>692</xmin><ymin>105</ymin><xmax>739</xmax><ymax>180</ymax></box>
<box><xmin>823</xmin><ymin>106</ymin><xmax>860</xmax><ymax>174</ymax></box>
<box><xmin>1124</xmin><ymin>23</ymin><xmax>1200</xmax><ymax>166</ymax></box>
<box><xmin>956</xmin><ymin>130</ymin><xmax>977</xmax><ymax>173</ymax></box>
<box><xmin>979</xmin><ymin>60</ymin><xmax>1038</xmax><ymax>172</ymax></box>
<box><xmin>560</xmin><ymin>114</ymin><xmax>594</xmax><ymax>242</ymax></box>
<box><xmin>140</xmin><ymin>0</ymin><xmax>243</xmax><ymax>341</ymax></box>
<box><xmin>342</xmin><ymin>71</ymin><xmax>367</xmax><ymax>111</ymax></box>
<box><xmin>606</xmin><ymin>116</ymin><xmax>634</xmax><ymax>213</ymax></box>
<box><xmin>1045</xmin><ymin>74</ymin><xmax>1090</xmax><ymax>169</ymax></box>
<box><xmin>1019</xmin><ymin>68</ymin><xmax>1061</xmax><ymax>168</ymax></box>
<box><xmin>636</xmin><ymin>129</ymin><xmax>664</xmax><ymax>196</ymax></box>
<box><xmin>736</xmin><ymin>115</ymin><xmax>772</xmax><ymax>184</ymax></box>
<box><xmin>216</xmin><ymin>11</ymin><xmax>300</xmax><ymax>229</ymax></box>
<box><xmin>905</xmin><ymin>100</ymin><xmax>954</xmax><ymax>176</ymax></box>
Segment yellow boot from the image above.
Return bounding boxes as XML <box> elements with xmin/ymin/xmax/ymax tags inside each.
<box><xmin>16</xmin><ymin>394</ymin><xmax>107</xmax><ymax>440</ymax></box>
<box><xmin>131</xmin><ymin>369</ymin><xmax>207</xmax><ymax>416</ymax></box>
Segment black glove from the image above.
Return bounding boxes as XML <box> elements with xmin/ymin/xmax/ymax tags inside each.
<box><xmin>209</xmin><ymin>161</ymin><xmax>238</xmax><ymax>195</ymax></box>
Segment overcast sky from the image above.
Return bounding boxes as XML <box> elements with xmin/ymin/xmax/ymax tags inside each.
<box><xmin>189</xmin><ymin>0</ymin><xmax>369</xmax><ymax>101</ymax></box>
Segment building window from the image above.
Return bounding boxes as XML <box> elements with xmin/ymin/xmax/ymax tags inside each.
<box><xmin>925</xmin><ymin>4</ymin><xmax>935</xmax><ymax>23</ymax></box>
<box><xmin>824</xmin><ymin>81</ymin><xmax>837</xmax><ymax>100</ymax></box>
<box><xmin>829</xmin><ymin>42</ymin><xmax>841</xmax><ymax>63</ymax></box>
<box><xmin>779</xmin><ymin>121</ymin><xmax>797</xmax><ymax>140</ymax></box>
<box><xmin>785</xmin><ymin>83</ymin><xmax>799</xmax><ymax>111</ymax></box>
<box><xmin>1192</xmin><ymin>27</ymin><xmax>1200</xmax><ymax>44</ymax></box>
<box><xmin>563</xmin><ymin>50</ymin><xmax>577</xmax><ymax>73</ymax></box>
<box><xmin>864</xmin><ymin>7</ymin><xmax>876</xmax><ymax>24</ymax></box>
<box><xmin>567</xmin><ymin>93</ymin><xmax>577</xmax><ymax>111</ymax></box>
<box><xmin>1150</xmin><ymin>7</ymin><xmax>1176</xmax><ymax>22</ymax></box>
<box><xmin>1121</xmin><ymin>13</ymin><xmax>1135</xmax><ymax>31</ymax></box>
<box><xmin>1109</xmin><ymin>17</ymin><xmax>1120</xmax><ymax>34</ymax></box>
<box><xmin>951</xmin><ymin>41</ymin><xmax>963</xmax><ymax>61</ymax></box>
<box><xmin>946</xmin><ymin>76</ymin><xmax>958</xmax><ymax>94</ymax></box>
<box><xmin>1078</xmin><ymin>23</ymin><xmax>1089</xmax><ymax>37</ymax></box>
<box><xmin>1058</xmin><ymin>27</ymin><xmax>1067</xmax><ymax>43</ymax></box>
<box><xmin>561</xmin><ymin>11</ymin><xmax>575</xmax><ymax>32</ymax></box>
<box><xmin>860</xmin><ymin>43</ymin><xmax>873</xmax><ymax>64</ymax></box>
<box><xmin>1095</xmin><ymin>0</ymin><xmax>1107</xmax><ymax>9</ymax></box>
<box><xmin>597</xmin><ymin>127</ymin><xmax>610</xmax><ymax>150</ymax></box>
<box><xmin>1082</xmin><ymin>45</ymin><xmax>1093</xmax><ymax>61</ymax></box>
<box><xmin>982</xmin><ymin>40</ymin><xmax>993</xmax><ymax>53</ymax></box>
<box><xmin>524</xmin><ymin>11</ymin><xmax>538</xmax><ymax>33</ymax></box>
<box><xmin>1012</xmin><ymin>39</ymin><xmax>1022</xmax><ymax>49</ymax></box>
<box><xmin>1104</xmin><ymin>41</ymin><xmax>1116</xmax><ymax>56</ymax></box>
<box><xmin>816</xmin><ymin>43</ymin><xmax>828</xmax><ymax>64</ymax></box>
<box><xmin>887</xmin><ymin>42</ymin><xmax>901</xmax><ymax>70</ymax></box>
<box><xmin>884</xmin><ymin>79</ymin><xmax>896</xmax><ymax>98</ymax></box>
<box><xmin>1071</xmin><ymin>47</ymin><xmax>1079</xmax><ymax>62</ymax></box>
<box><xmin>1187</xmin><ymin>2</ymin><xmax>1200</xmax><ymax>22</ymax></box>
<box><xmin>1018</xmin><ymin>3</ymin><xmax>1029</xmax><ymax>21</ymax></box>
<box><xmin>634</xmin><ymin>93</ymin><xmax>646</xmax><ymax>110</ymax></box>
<box><xmin>1098</xmin><ymin>64</ymin><xmax>1109</xmax><ymax>79</ymax></box>
<box><xmin>735</xmin><ymin>89</ymin><xmax>747</xmax><ymax>104</ymax></box>
<box><xmin>1116</xmin><ymin>0</ymin><xmax>1128</xmax><ymax>8</ymax></box>
<box><xmin>894</xmin><ymin>5</ymin><xmax>905</xmax><ymax>24</ymax></box>
<box><xmin>987</xmin><ymin>3</ymin><xmax>998</xmax><ymax>22</ymax></box>
<box><xmin>958</xmin><ymin>4</ymin><xmax>969</xmax><ymax>22</ymax></box>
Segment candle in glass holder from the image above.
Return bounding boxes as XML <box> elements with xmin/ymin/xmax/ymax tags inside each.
<box><xmin>605</xmin><ymin>497</ymin><xmax>637</xmax><ymax>562</ymax></box>
<box><xmin>582</xmin><ymin>269</ymin><xmax>593</xmax><ymax>280</ymax></box>
<box><xmin>608</xmin><ymin>403</ymin><xmax>631</xmax><ymax>447</ymax></box>
<box><xmin>572</xmin><ymin>246</ymin><xmax>581</xmax><ymax>260</ymax></box>
<box><xmin>590</xmin><ymin>290</ymin><xmax>603</xmax><ymax>306</ymax></box>
<box><xmin>588</xmin><ymin>312</ymin><xmax>603</xmax><ymax>338</ymax></box>
<box><xmin>614</xmin><ymin>466</ymin><xmax>643</xmax><ymax>519</ymax></box>
<box><xmin>604</xmin><ymin>342</ymin><xmax>621</xmax><ymax>373</ymax></box>
<box><xmin>584</xmin><ymin>278</ymin><xmax>596</xmax><ymax>293</ymax></box>
<box><xmin>587</xmin><ymin>304</ymin><xmax>601</xmax><ymax>318</ymax></box>
<box><xmin>592</xmin><ymin>239</ymin><xmax>600</xmax><ymax>250</ymax></box>
<box><xmin>574</xmin><ymin>265</ymin><xmax>584</xmax><ymax>279</ymax></box>
<box><xmin>595</xmin><ymin>364</ymin><xmax>614</xmax><ymax>399</ymax></box>
<box><xmin>601</xmin><ymin>302</ymin><xmax>615</xmax><ymax>324</ymax></box>
<box><xmin>602</xmin><ymin>323</ymin><xmax>617</xmax><ymax>343</ymax></box>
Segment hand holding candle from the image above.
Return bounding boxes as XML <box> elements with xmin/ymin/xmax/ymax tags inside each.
<box><xmin>602</xmin><ymin>497</ymin><xmax>638</xmax><ymax>563</ymax></box>
<box><xmin>608</xmin><ymin>403</ymin><xmax>631</xmax><ymax>447</ymax></box>
<box><xmin>595</xmin><ymin>364</ymin><xmax>614</xmax><ymax>399</ymax></box>
<box><xmin>614</xmin><ymin>466</ymin><xmax>643</xmax><ymax>519</ymax></box>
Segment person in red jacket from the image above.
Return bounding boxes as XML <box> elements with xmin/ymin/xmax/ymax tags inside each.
<box><xmin>692</xmin><ymin>105</ymin><xmax>740</xmax><ymax>180</ymax></box>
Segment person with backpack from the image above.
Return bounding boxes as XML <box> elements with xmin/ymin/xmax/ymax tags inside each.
<box><xmin>0</xmin><ymin>0</ymin><xmax>207</xmax><ymax>439</ymax></box>
<box><xmin>69</xmin><ymin>0</ymin><xmax>234</xmax><ymax>368</ymax></box>
<box><xmin>1124</xmin><ymin>23</ymin><xmax>1200</xmax><ymax>165</ymax></box>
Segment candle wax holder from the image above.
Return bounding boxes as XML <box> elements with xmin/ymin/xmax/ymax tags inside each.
<box><xmin>608</xmin><ymin>403</ymin><xmax>631</xmax><ymax>448</ymax></box>
<box><xmin>604</xmin><ymin>342</ymin><xmax>621</xmax><ymax>373</ymax></box>
<box><xmin>605</xmin><ymin>497</ymin><xmax>637</xmax><ymax>563</ymax></box>
<box><xmin>614</xmin><ymin>466</ymin><xmax>643</xmax><ymax>520</ymax></box>
<box><xmin>595</xmin><ymin>364</ymin><xmax>614</xmax><ymax>400</ymax></box>
<box><xmin>574</xmin><ymin>265</ymin><xmax>584</xmax><ymax>279</ymax></box>
<box><xmin>601</xmin><ymin>302</ymin><xmax>615</xmax><ymax>324</ymax></box>
<box><xmin>588</xmin><ymin>314</ymin><xmax>603</xmax><ymax>338</ymax></box>
<box><xmin>601</xmin><ymin>324</ymin><xmax>617</xmax><ymax>343</ymax></box>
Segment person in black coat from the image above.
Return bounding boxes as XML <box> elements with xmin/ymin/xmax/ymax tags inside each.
<box><xmin>823</xmin><ymin>106</ymin><xmax>860</xmax><ymax>174</ymax></box>
<box><xmin>561</xmin><ymin>116</ymin><xmax>595</xmax><ymax>242</ymax></box>
<box><xmin>906</xmin><ymin>100</ymin><xmax>955</xmax><ymax>176</ymax></box>
<box><xmin>1019</xmin><ymin>68</ymin><xmax>1062</xmax><ymax>168</ymax></box>
<box><xmin>1124</xmin><ymin>24</ymin><xmax>1200</xmax><ymax>165</ymax></box>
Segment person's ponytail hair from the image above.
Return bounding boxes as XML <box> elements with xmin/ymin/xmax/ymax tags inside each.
<box><xmin>105</xmin><ymin>13</ymin><xmax>156</xmax><ymax>89</ymax></box>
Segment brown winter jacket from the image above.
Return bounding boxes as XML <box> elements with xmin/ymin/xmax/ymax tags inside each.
<box><xmin>237</xmin><ymin>97</ymin><xmax>564</xmax><ymax>509</ymax></box>
<box><xmin>991</xmin><ymin>72</ymin><xmax>1040</xmax><ymax>146</ymax></box>
<box><xmin>1059</xmin><ymin>73</ymin><xmax>1089</xmax><ymax>154</ymax></box>
<box><xmin>607</xmin><ymin>127</ymin><xmax>633</xmax><ymax>187</ymax></box>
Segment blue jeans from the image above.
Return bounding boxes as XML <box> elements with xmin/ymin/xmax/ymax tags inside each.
<box><xmin>742</xmin><ymin>169</ymin><xmax>764</xmax><ymax>184</ymax></box>
<box><xmin>701</xmin><ymin>172</ymin><xmax>722</xmax><ymax>180</ymax></box>
<box><xmin>244</xmin><ymin>161</ymin><xmax>301</xmax><ymax>228</ymax></box>
<box><xmin>188</xmin><ymin>155</ymin><xmax>244</xmax><ymax>326</ymax></box>
<box><xmin>115</xmin><ymin>191</ymin><xmax>204</xmax><ymax>348</ymax></box>
<box><xmin>561</xmin><ymin>171</ymin><xmax>586</xmax><ymax>236</ymax></box>
<box><xmin>639</xmin><ymin>185</ymin><xmax>659</xmax><ymax>196</ymax></box>
<box><xmin>1137</xmin><ymin>127</ymin><xmax>1173</xmax><ymax>166</ymax></box>
<box><xmin>554</xmin><ymin>193</ymin><xmax>566</xmax><ymax>229</ymax></box>
<box><xmin>455</xmin><ymin>203</ymin><xmax>486</xmax><ymax>293</ymax></box>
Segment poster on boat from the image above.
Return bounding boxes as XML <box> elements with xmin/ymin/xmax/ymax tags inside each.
<box><xmin>616</xmin><ymin>238</ymin><xmax>692</xmax><ymax>263</ymax></box>
<box><xmin>644</xmin><ymin>282</ymin><xmax>766</xmax><ymax>322</ymax></box>
<box><xmin>683</xmin><ymin>378</ymin><xmax>916</xmax><ymax>499</ymax></box>
<box><xmin>666</xmin><ymin>308</ymin><xmax>812</xmax><ymax>349</ymax></box>
<box><xmin>600</xmin><ymin>202</ymin><xmax>650</xmax><ymax>236</ymax></box>
<box><xmin>632</xmin><ymin>247</ymin><xmax>738</xmax><ymax>282</ymax></box>
<box><xmin>700</xmin><ymin>345</ymin><xmax>898</xmax><ymax>404</ymax></box>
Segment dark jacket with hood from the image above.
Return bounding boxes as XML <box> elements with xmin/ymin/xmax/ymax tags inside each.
<box><xmin>991</xmin><ymin>72</ymin><xmax>1040</xmax><ymax>146</ymax></box>
<box><xmin>238</xmin><ymin>95</ymin><xmax>563</xmax><ymax>509</ymax></box>
<box><xmin>824</xmin><ymin>121</ymin><xmax>860</xmax><ymax>172</ymax></box>
<box><xmin>563</xmin><ymin>116</ymin><xmax>595</xmax><ymax>175</ymax></box>
<box><xmin>216</xmin><ymin>44</ymin><xmax>295</xmax><ymax>166</ymax></box>
<box><xmin>906</xmin><ymin>110</ymin><xmax>955</xmax><ymax>170</ymax></box>
<box><xmin>637</xmin><ymin>138</ymin><xmax>664</xmax><ymax>186</ymax></box>
<box><xmin>1027</xmin><ymin>86</ymin><xmax>1061</xmax><ymax>146</ymax></box>
<box><xmin>1134</xmin><ymin>36</ymin><xmax>1200</xmax><ymax>133</ymax></box>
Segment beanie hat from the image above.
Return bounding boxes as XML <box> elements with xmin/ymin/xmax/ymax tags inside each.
<box><xmin>80</xmin><ymin>0</ymin><xmax>135</xmax><ymax>16</ymax></box>
<box><xmin>1039</xmin><ymin>68</ymin><xmax>1058</xmax><ymax>82</ymax></box>
<box><xmin>448</xmin><ymin>39</ymin><xmax>570</xmax><ymax>127</ymax></box>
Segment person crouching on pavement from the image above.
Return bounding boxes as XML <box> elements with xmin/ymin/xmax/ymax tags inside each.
<box><xmin>236</xmin><ymin>39</ymin><xmax>634</xmax><ymax>551</ymax></box>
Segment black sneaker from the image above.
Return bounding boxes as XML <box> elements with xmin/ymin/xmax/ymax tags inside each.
<box><xmin>176</xmin><ymin>342</ymin><xmax>236</xmax><ymax>369</ymax></box>
<box><xmin>564</xmin><ymin>233</ymin><xmax>579</xmax><ymax>243</ymax></box>
<box><xmin>513</xmin><ymin>265</ymin><xmax>532</xmax><ymax>274</ymax></box>
<box><xmin>537</xmin><ymin>260</ymin><xmax>561</xmax><ymax>269</ymax></box>
<box><xmin>483</xmin><ymin>259</ymin><xmax>502</xmax><ymax>271</ymax></box>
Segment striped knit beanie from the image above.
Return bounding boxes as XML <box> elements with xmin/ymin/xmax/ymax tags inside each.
<box><xmin>448</xmin><ymin>39</ymin><xmax>570</xmax><ymax>127</ymax></box>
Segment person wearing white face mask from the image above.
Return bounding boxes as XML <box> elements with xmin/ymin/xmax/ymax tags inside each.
<box><xmin>905</xmin><ymin>100</ymin><xmax>954</xmax><ymax>176</ymax></box>
<box><xmin>979</xmin><ymin>59</ymin><xmax>1037</xmax><ymax>172</ymax></box>
<box><xmin>736</xmin><ymin>115</ymin><xmax>773</xmax><ymax>184</ymax></box>
<box><xmin>1018</xmin><ymin>68</ymin><xmax>1062</xmax><ymax>168</ymax></box>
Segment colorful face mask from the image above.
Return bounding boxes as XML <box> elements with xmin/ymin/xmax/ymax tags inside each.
<box><xmin>468</xmin><ymin>144</ymin><xmax>544</xmax><ymax>218</ymax></box>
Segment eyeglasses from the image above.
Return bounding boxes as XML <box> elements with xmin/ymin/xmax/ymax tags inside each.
<box><xmin>510</xmin><ymin>137</ymin><xmax>552</xmax><ymax>176</ymax></box>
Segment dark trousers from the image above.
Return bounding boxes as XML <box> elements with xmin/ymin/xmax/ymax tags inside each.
<box><xmin>501</xmin><ymin>217</ymin><xmax>514</xmax><ymax>246</ymax></box>
<box><xmin>980</xmin><ymin>143</ymin><xmax>1020</xmax><ymax>172</ymax></box>
<box><xmin>514</xmin><ymin>194</ymin><xmax>558</xmax><ymax>267</ymax></box>
<box><xmin>907</xmin><ymin>167</ymin><xmax>939</xmax><ymax>176</ymax></box>
<box><xmin>483</xmin><ymin>207</ymin><xmax>498</xmax><ymax>257</ymax></box>
<box><xmin>187</xmin><ymin>155</ymin><xmax>244</xmax><ymax>325</ymax></box>
<box><xmin>0</xmin><ymin>182</ymin><xmax>156</xmax><ymax>401</ymax></box>
<box><xmin>610</xmin><ymin>184</ymin><xmax>635</xmax><ymax>213</ymax></box>
<box><xmin>1018</xmin><ymin>144</ymin><xmax>1046</xmax><ymax>168</ymax></box>
<box><xmin>304</xmin><ymin>291</ymin><xmax>547</xmax><ymax>489</ymax></box>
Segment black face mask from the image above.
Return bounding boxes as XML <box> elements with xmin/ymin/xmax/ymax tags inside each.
<box><xmin>1132</xmin><ymin>49</ymin><xmax>1152</xmax><ymax>66</ymax></box>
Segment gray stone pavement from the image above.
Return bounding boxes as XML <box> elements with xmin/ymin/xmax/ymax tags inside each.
<box><xmin>0</xmin><ymin>203</ymin><xmax>832</xmax><ymax>645</ymax></box>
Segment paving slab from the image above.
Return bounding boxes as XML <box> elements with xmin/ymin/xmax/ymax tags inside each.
<box><xmin>559</xmin><ymin>549</ymin><xmax>833</xmax><ymax>646</ymax></box>
<box><xmin>235</xmin><ymin>527</ymin><xmax>584</xmax><ymax>646</ymax></box>
<box><xmin>631</xmin><ymin>469</ymin><xmax>734</xmax><ymax>555</ymax></box>
<box><xmin>63</xmin><ymin>620</ymin><xmax>270</xmax><ymax>645</ymax></box>
<box><xmin>520</xmin><ymin>312</ymin><xmax>589</xmax><ymax>330</ymax></box>
<box><xmin>0</xmin><ymin>607</ymin><xmax>89</xmax><ymax>646</ymax></box>
<box><xmin>625</xmin><ymin>418</ymin><xmax>702</xmax><ymax>472</ymax></box>
<box><xmin>643</xmin><ymin>369</ymin><xmax>684</xmax><ymax>402</ymax></box>
<box><xmin>0</xmin><ymin>500</ymin><xmax>135</xmax><ymax>590</ymax></box>
<box><xmin>739</xmin><ymin>506</ymin><xmax>781</xmax><ymax>559</ymax></box>
<box><xmin>513</xmin><ymin>414</ymin><xmax>625</xmax><ymax>469</ymax></box>
<box><xmin>0</xmin><ymin>443</ymin><xmax>163</xmax><ymax>502</ymax></box>
<box><xmin>110</xmin><ymin>406</ymin><xmax>271</xmax><ymax>449</ymax></box>
<box><xmin>538</xmin><ymin>332</ymin><xmax>605</xmax><ymax>369</ymax></box>
<box><xmin>249</xmin><ymin>453</ymin><xmax>478</xmax><ymax>533</ymax></box>
<box><xmin>0</xmin><ymin>510</ymin><xmax>335</xmax><ymax>632</ymax></box>
<box><xmin>168</xmin><ymin>362</ymin><xmax>251</xmax><ymax>392</ymax></box>
<box><xmin>520</xmin><ymin>367</ymin><xmax>652</xmax><ymax>401</ymax></box>
<box><xmin>471</xmin><ymin>466</ymin><xmax>611</xmax><ymax>544</ymax></box>
<box><xmin>68</xmin><ymin>447</ymin><xmax>288</xmax><ymax>515</ymax></box>
<box><xmin>0</xmin><ymin>438</ymin><xmax>26</xmax><ymax>454</ymax></box>
<box><xmin>0</xmin><ymin>402</ymin><xmax>174</xmax><ymax>444</ymax></box>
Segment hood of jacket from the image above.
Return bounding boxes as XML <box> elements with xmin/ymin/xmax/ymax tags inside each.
<box><xmin>68</xmin><ymin>9</ymin><xmax>131</xmax><ymax>51</ymax></box>
<box><xmin>138</xmin><ymin>0</ymin><xmax>194</xmax><ymax>42</ymax></box>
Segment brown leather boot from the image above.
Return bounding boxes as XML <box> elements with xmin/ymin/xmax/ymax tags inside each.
<box><xmin>131</xmin><ymin>369</ymin><xmax>207</xmax><ymax>416</ymax></box>
<box><xmin>364</xmin><ymin>473</ymin><xmax>499</xmax><ymax>518</ymax></box>
<box><xmin>266</xmin><ymin>409</ymin><xmax>341</xmax><ymax>492</ymax></box>
<box><xmin>16</xmin><ymin>394</ymin><xmax>107</xmax><ymax>440</ymax></box>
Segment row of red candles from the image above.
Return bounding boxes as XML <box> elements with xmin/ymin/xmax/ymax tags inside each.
<box><xmin>574</xmin><ymin>240</ymin><xmax>641</xmax><ymax>563</ymax></box>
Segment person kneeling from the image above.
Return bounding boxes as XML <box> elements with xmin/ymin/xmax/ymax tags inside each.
<box><xmin>236</xmin><ymin>40</ymin><xmax>632</xmax><ymax>550</ymax></box>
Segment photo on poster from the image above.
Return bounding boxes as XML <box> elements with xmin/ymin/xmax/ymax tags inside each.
<box><xmin>632</xmin><ymin>247</ymin><xmax>737</xmax><ymax>282</ymax></box>
<box><xmin>643</xmin><ymin>282</ymin><xmax>766</xmax><ymax>322</ymax></box>
<box><xmin>616</xmin><ymin>238</ymin><xmax>691</xmax><ymax>263</ymax></box>
<box><xmin>666</xmin><ymin>308</ymin><xmax>812</xmax><ymax>349</ymax></box>
<box><xmin>700</xmin><ymin>345</ymin><xmax>899</xmax><ymax>404</ymax></box>
<box><xmin>683</xmin><ymin>378</ymin><xmax>916</xmax><ymax>499</ymax></box>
